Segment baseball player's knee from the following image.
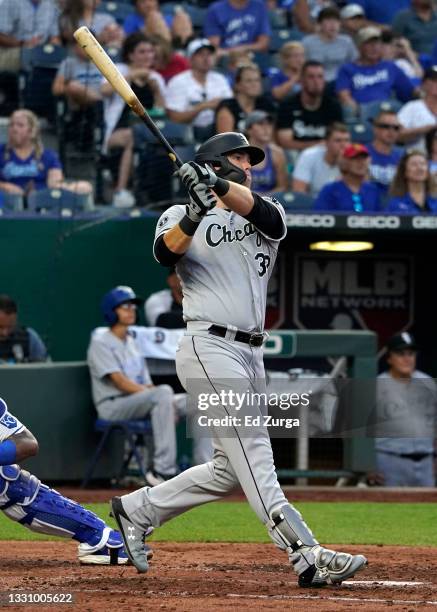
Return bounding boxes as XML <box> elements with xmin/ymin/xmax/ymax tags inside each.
<box><xmin>151</xmin><ymin>384</ymin><xmax>174</xmax><ymax>409</ymax></box>
<box><xmin>0</xmin><ymin>464</ymin><xmax>40</xmax><ymax>509</ymax></box>
<box><xmin>211</xmin><ymin>453</ymin><xmax>239</xmax><ymax>491</ymax></box>
<box><xmin>155</xmin><ymin>384</ymin><xmax>174</xmax><ymax>399</ymax></box>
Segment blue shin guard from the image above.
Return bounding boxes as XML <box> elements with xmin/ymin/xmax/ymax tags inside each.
<box><xmin>0</xmin><ymin>465</ymin><xmax>153</xmax><ymax>565</ymax></box>
<box><xmin>0</xmin><ymin>465</ymin><xmax>123</xmax><ymax>563</ymax></box>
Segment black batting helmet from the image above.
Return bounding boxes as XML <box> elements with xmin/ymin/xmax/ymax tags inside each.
<box><xmin>194</xmin><ymin>132</ymin><xmax>265</xmax><ymax>184</ymax></box>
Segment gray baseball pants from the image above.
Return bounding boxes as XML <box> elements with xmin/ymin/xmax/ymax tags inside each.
<box><xmin>97</xmin><ymin>385</ymin><xmax>177</xmax><ymax>476</ymax></box>
<box><xmin>122</xmin><ymin>326</ymin><xmax>290</xmax><ymax>544</ymax></box>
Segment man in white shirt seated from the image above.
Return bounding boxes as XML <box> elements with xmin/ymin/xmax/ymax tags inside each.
<box><xmin>292</xmin><ymin>122</ymin><xmax>351</xmax><ymax>197</ymax></box>
<box><xmin>165</xmin><ymin>38</ymin><xmax>233</xmax><ymax>141</ymax></box>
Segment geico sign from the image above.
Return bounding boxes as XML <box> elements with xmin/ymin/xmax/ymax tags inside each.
<box><xmin>347</xmin><ymin>215</ymin><xmax>401</xmax><ymax>229</ymax></box>
<box><xmin>286</xmin><ymin>214</ymin><xmax>336</xmax><ymax>228</ymax></box>
<box><xmin>412</xmin><ymin>216</ymin><xmax>437</xmax><ymax>229</ymax></box>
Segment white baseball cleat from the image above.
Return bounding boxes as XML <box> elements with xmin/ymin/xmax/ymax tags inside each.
<box><xmin>291</xmin><ymin>545</ymin><xmax>368</xmax><ymax>587</ymax></box>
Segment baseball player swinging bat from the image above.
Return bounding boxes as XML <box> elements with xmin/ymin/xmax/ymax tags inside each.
<box><xmin>73</xmin><ymin>26</ymin><xmax>183</xmax><ymax>168</ymax></box>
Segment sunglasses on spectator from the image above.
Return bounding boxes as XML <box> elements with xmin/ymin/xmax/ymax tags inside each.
<box><xmin>374</xmin><ymin>123</ymin><xmax>400</xmax><ymax>131</ymax></box>
<box><xmin>119</xmin><ymin>302</ymin><xmax>137</xmax><ymax>310</ymax></box>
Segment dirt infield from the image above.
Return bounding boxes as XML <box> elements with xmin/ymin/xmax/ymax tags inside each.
<box><xmin>59</xmin><ymin>485</ymin><xmax>437</xmax><ymax>504</ymax></box>
<box><xmin>4</xmin><ymin>488</ymin><xmax>437</xmax><ymax>610</ymax></box>
<box><xmin>3</xmin><ymin>541</ymin><xmax>437</xmax><ymax>611</ymax></box>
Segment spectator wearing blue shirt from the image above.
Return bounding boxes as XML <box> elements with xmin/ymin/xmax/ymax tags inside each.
<box><xmin>267</xmin><ymin>41</ymin><xmax>305</xmax><ymax>101</ymax></box>
<box><xmin>0</xmin><ymin>295</ymin><xmax>48</xmax><ymax>363</ymax></box>
<box><xmin>367</xmin><ymin>108</ymin><xmax>404</xmax><ymax>198</ymax></box>
<box><xmin>345</xmin><ymin>0</ymin><xmax>410</xmax><ymax>25</ymax></box>
<box><xmin>204</xmin><ymin>0</ymin><xmax>271</xmax><ymax>56</ymax></box>
<box><xmin>386</xmin><ymin>150</ymin><xmax>437</xmax><ymax>213</ymax></box>
<box><xmin>314</xmin><ymin>143</ymin><xmax>381</xmax><ymax>211</ymax></box>
<box><xmin>123</xmin><ymin>0</ymin><xmax>193</xmax><ymax>48</ymax></box>
<box><xmin>0</xmin><ymin>109</ymin><xmax>92</xmax><ymax>199</ymax></box>
<box><xmin>336</xmin><ymin>27</ymin><xmax>416</xmax><ymax>120</ymax></box>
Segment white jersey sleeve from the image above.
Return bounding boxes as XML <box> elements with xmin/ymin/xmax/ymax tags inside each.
<box><xmin>153</xmin><ymin>205</ymin><xmax>186</xmax><ymax>262</ymax></box>
<box><xmin>0</xmin><ymin>398</ymin><xmax>24</xmax><ymax>443</ymax></box>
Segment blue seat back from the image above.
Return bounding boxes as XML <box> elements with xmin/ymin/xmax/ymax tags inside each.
<box><xmin>272</xmin><ymin>190</ymin><xmax>314</xmax><ymax>211</ymax></box>
<box><xmin>27</xmin><ymin>188</ymin><xmax>92</xmax><ymax>213</ymax></box>
<box><xmin>97</xmin><ymin>1</ymin><xmax>134</xmax><ymax>24</ymax></box>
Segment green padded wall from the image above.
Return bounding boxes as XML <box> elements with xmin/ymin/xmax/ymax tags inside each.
<box><xmin>0</xmin><ymin>215</ymin><xmax>166</xmax><ymax>361</ymax></box>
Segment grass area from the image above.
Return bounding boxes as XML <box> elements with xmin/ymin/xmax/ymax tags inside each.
<box><xmin>1</xmin><ymin>502</ymin><xmax>437</xmax><ymax>546</ymax></box>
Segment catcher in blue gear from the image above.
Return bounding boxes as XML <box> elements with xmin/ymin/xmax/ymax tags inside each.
<box><xmin>0</xmin><ymin>397</ymin><xmax>152</xmax><ymax>565</ymax></box>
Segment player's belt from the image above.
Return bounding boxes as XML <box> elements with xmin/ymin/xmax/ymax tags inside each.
<box><xmin>208</xmin><ymin>325</ymin><xmax>265</xmax><ymax>347</ymax></box>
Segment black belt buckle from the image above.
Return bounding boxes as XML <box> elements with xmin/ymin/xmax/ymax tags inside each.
<box><xmin>249</xmin><ymin>333</ymin><xmax>264</xmax><ymax>347</ymax></box>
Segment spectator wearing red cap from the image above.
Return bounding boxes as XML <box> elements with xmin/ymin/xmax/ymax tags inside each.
<box><xmin>313</xmin><ymin>143</ymin><xmax>381</xmax><ymax>211</ymax></box>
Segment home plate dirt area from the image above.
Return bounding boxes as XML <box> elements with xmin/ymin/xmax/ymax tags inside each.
<box><xmin>2</xmin><ymin>541</ymin><xmax>437</xmax><ymax>611</ymax></box>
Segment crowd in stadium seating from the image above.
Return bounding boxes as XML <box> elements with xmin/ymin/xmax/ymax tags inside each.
<box><xmin>0</xmin><ymin>0</ymin><xmax>436</xmax><ymax>211</ymax></box>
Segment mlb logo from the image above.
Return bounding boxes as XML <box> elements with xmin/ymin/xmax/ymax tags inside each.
<box><xmin>292</xmin><ymin>253</ymin><xmax>413</xmax><ymax>351</ymax></box>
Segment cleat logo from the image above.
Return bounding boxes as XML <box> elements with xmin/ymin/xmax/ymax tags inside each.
<box><xmin>127</xmin><ymin>526</ymin><xmax>135</xmax><ymax>540</ymax></box>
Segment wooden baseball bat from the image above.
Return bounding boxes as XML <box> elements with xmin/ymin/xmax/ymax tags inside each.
<box><xmin>73</xmin><ymin>26</ymin><xmax>183</xmax><ymax>168</ymax></box>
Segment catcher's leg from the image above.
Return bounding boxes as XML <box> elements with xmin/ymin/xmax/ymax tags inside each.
<box><xmin>0</xmin><ymin>464</ymin><xmax>152</xmax><ymax>565</ymax></box>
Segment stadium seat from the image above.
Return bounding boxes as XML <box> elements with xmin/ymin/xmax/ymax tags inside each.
<box><xmin>270</xmin><ymin>29</ymin><xmax>303</xmax><ymax>52</ymax></box>
<box><xmin>269</xmin><ymin>8</ymin><xmax>288</xmax><ymax>28</ymax></box>
<box><xmin>1</xmin><ymin>193</ymin><xmax>24</xmax><ymax>212</ymax></box>
<box><xmin>272</xmin><ymin>190</ymin><xmax>314</xmax><ymax>211</ymax></box>
<box><xmin>27</xmin><ymin>188</ymin><xmax>93</xmax><ymax>213</ymax></box>
<box><xmin>97</xmin><ymin>1</ymin><xmax>134</xmax><ymax>25</ymax></box>
<box><xmin>183</xmin><ymin>4</ymin><xmax>207</xmax><ymax>28</ymax></box>
<box><xmin>133</xmin><ymin>119</ymin><xmax>193</xmax><ymax>148</ymax></box>
<box><xmin>81</xmin><ymin>418</ymin><xmax>153</xmax><ymax>488</ymax></box>
<box><xmin>348</xmin><ymin>122</ymin><xmax>373</xmax><ymax>145</ymax></box>
<box><xmin>0</xmin><ymin>72</ymin><xmax>20</xmax><ymax>116</ymax></box>
<box><xmin>20</xmin><ymin>44</ymin><xmax>67</xmax><ymax>122</ymax></box>
<box><xmin>252</xmin><ymin>51</ymin><xmax>275</xmax><ymax>74</ymax></box>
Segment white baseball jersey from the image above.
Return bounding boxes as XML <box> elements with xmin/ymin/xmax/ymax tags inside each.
<box><xmin>0</xmin><ymin>398</ymin><xmax>24</xmax><ymax>443</ymax></box>
<box><xmin>154</xmin><ymin>199</ymin><xmax>287</xmax><ymax>332</ymax></box>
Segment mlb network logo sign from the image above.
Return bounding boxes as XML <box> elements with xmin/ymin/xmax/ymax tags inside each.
<box><xmin>292</xmin><ymin>253</ymin><xmax>413</xmax><ymax>348</ymax></box>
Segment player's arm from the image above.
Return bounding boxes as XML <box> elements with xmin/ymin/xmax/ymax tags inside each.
<box><xmin>397</xmin><ymin>123</ymin><xmax>436</xmax><ymax>143</ymax></box>
<box><xmin>0</xmin><ymin>429</ymin><xmax>39</xmax><ymax>465</ymax></box>
<box><xmin>154</xmin><ymin>186</ymin><xmax>217</xmax><ymax>265</ymax></box>
<box><xmin>176</xmin><ymin>161</ymin><xmax>285</xmax><ymax>239</ymax></box>
<box><xmin>108</xmin><ymin>371</ymin><xmax>150</xmax><ymax>393</ymax></box>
